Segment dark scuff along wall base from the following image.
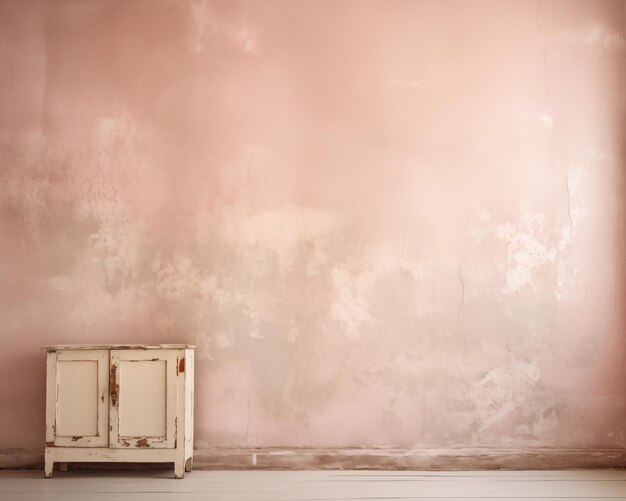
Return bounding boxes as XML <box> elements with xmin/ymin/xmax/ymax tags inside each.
<box><xmin>3</xmin><ymin>447</ymin><xmax>626</xmax><ymax>470</ymax></box>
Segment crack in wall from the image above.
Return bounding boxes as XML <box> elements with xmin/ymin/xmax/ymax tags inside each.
<box><xmin>234</xmin><ymin>274</ymin><xmax>254</xmax><ymax>448</ymax></box>
<box><xmin>566</xmin><ymin>173</ymin><xmax>574</xmax><ymax>226</ymax></box>
<box><xmin>622</xmin><ymin>1</ymin><xmax>626</xmax><ymax>110</ymax></box>
<box><xmin>535</xmin><ymin>0</ymin><xmax>550</xmax><ymax>100</ymax></box>
<box><xmin>398</xmin><ymin>222</ymin><xmax>407</xmax><ymax>271</ymax></box>
<box><xmin>457</xmin><ymin>264</ymin><xmax>465</xmax><ymax>322</ymax></box>
<box><xmin>578</xmin><ymin>280</ymin><xmax>590</xmax><ymax>326</ymax></box>
<box><xmin>19</xmin><ymin>204</ymin><xmax>29</xmax><ymax>245</ymax></box>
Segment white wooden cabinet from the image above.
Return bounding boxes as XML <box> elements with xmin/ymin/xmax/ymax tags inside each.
<box><xmin>43</xmin><ymin>344</ymin><xmax>195</xmax><ymax>478</ymax></box>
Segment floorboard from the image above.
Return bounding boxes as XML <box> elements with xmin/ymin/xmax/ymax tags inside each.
<box><xmin>1</xmin><ymin>469</ymin><xmax>625</xmax><ymax>500</ymax></box>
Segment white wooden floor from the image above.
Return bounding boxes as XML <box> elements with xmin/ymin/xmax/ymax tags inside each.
<box><xmin>1</xmin><ymin>469</ymin><xmax>626</xmax><ymax>500</ymax></box>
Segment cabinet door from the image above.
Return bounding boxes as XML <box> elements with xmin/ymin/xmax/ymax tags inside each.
<box><xmin>109</xmin><ymin>349</ymin><xmax>178</xmax><ymax>449</ymax></box>
<box><xmin>45</xmin><ymin>350</ymin><xmax>109</xmax><ymax>447</ymax></box>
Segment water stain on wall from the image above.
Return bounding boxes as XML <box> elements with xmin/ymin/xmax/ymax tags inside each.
<box><xmin>0</xmin><ymin>0</ymin><xmax>625</xmax><ymax>452</ymax></box>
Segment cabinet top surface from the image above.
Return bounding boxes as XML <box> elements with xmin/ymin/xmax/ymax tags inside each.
<box><xmin>42</xmin><ymin>344</ymin><xmax>196</xmax><ymax>351</ymax></box>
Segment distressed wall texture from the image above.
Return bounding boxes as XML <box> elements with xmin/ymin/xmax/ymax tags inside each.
<box><xmin>1</xmin><ymin>0</ymin><xmax>625</xmax><ymax>453</ymax></box>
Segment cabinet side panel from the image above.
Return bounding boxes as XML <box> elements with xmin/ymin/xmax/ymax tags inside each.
<box><xmin>45</xmin><ymin>352</ymin><xmax>57</xmax><ymax>444</ymax></box>
<box><xmin>185</xmin><ymin>349</ymin><xmax>194</xmax><ymax>459</ymax></box>
<box><xmin>175</xmin><ymin>350</ymin><xmax>186</xmax><ymax>477</ymax></box>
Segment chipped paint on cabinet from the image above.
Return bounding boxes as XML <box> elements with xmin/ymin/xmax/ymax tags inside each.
<box><xmin>109</xmin><ymin>349</ymin><xmax>177</xmax><ymax>449</ymax></box>
<box><xmin>45</xmin><ymin>350</ymin><xmax>109</xmax><ymax>448</ymax></box>
<box><xmin>44</xmin><ymin>345</ymin><xmax>195</xmax><ymax>479</ymax></box>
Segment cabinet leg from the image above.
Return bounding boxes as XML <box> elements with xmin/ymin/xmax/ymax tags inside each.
<box><xmin>59</xmin><ymin>462</ymin><xmax>68</xmax><ymax>472</ymax></box>
<box><xmin>44</xmin><ymin>456</ymin><xmax>54</xmax><ymax>479</ymax></box>
<box><xmin>185</xmin><ymin>457</ymin><xmax>193</xmax><ymax>472</ymax></box>
<box><xmin>174</xmin><ymin>459</ymin><xmax>185</xmax><ymax>479</ymax></box>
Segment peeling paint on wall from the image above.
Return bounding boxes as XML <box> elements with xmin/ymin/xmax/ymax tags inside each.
<box><xmin>0</xmin><ymin>0</ymin><xmax>625</xmax><ymax>453</ymax></box>
<box><xmin>554</xmin><ymin>23</ymin><xmax>626</xmax><ymax>52</ymax></box>
<box><xmin>497</xmin><ymin>202</ymin><xmax>557</xmax><ymax>294</ymax></box>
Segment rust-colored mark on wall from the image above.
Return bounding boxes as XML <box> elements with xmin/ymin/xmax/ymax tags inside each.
<box><xmin>71</xmin><ymin>436</ymin><xmax>81</xmax><ymax>442</ymax></box>
<box><xmin>122</xmin><ymin>440</ymin><xmax>130</xmax><ymax>447</ymax></box>
<box><xmin>178</xmin><ymin>358</ymin><xmax>185</xmax><ymax>374</ymax></box>
<box><xmin>45</xmin><ymin>441</ymin><xmax>55</xmax><ymax>447</ymax></box>
<box><xmin>136</xmin><ymin>438</ymin><xmax>150</xmax><ymax>448</ymax></box>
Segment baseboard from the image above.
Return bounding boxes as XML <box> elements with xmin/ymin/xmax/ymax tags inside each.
<box><xmin>192</xmin><ymin>447</ymin><xmax>626</xmax><ymax>470</ymax></box>
<box><xmin>2</xmin><ymin>447</ymin><xmax>626</xmax><ymax>470</ymax></box>
<box><xmin>0</xmin><ymin>449</ymin><xmax>43</xmax><ymax>470</ymax></box>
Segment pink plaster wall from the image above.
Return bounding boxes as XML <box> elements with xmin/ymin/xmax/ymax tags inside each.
<box><xmin>1</xmin><ymin>0</ymin><xmax>625</xmax><ymax>452</ymax></box>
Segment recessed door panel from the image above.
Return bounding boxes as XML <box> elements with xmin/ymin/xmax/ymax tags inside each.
<box><xmin>118</xmin><ymin>360</ymin><xmax>167</xmax><ymax>437</ymax></box>
<box><xmin>110</xmin><ymin>350</ymin><xmax>177</xmax><ymax>449</ymax></box>
<box><xmin>57</xmin><ymin>360</ymin><xmax>98</xmax><ymax>436</ymax></box>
